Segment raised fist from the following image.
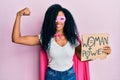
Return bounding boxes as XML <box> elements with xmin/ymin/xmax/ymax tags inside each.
<box><xmin>17</xmin><ymin>7</ymin><xmax>30</xmax><ymax>16</ymax></box>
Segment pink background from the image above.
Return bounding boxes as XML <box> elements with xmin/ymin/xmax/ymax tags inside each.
<box><xmin>0</xmin><ymin>0</ymin><xmax>120</xmax><ymax>80</ymax></box>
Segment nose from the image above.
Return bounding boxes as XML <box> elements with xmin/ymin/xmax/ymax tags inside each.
<box><xmin>56</xmin><ymin>19</ymin><xmax>60</xmax><ymax>23</ymax></box>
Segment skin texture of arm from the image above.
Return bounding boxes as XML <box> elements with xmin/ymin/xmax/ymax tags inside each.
<box><xmin>12</xmin><ymin>8</ymin><xmax>40</xmax><ymax>46</ymax></box>
<box><xmin>75</xmin><ymin>45</ymin><xmax>81</xmax><ymax>60</ymax></box>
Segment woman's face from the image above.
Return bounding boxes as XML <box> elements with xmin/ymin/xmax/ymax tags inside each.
<box><xmin>55</xmin><ymin>11</ymin><xmax>66</xmax><ymax>32</ymax></box>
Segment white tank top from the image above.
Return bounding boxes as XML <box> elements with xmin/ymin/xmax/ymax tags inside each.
<box><xmin>39</xmin><ymin>35</ymin><xmax>79</xmax><ymax>71</ymax></box>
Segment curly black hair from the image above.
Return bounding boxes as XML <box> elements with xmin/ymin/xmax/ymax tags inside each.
<box><xmin>40</xmin><ymin>4</ymin><xmax>79</xmax><ymax>50</ymax></box>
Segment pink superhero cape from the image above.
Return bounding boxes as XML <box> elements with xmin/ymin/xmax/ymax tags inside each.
<box><xmin>40</xmin><ymin>37</ymin><xmax>90</xmax><ymax>80</ymax></box>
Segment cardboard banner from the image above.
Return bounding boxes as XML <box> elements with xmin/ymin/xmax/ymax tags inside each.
<box><xmin>81</xmin><ymin>33</ymin><xmax>109</xmax><ymax>61</ymax></box>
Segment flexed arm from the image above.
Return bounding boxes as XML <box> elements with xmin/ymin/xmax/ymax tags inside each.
<box><xmin>12</xmin><ymin>8</ymin><xmax>40</xmax><ymax>46</ymax></box>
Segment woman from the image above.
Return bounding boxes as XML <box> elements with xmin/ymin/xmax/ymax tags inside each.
<box><xmin>12</xmin><ymin>4</ymin><xmax>111</xmax><ymax>80</ymax></box>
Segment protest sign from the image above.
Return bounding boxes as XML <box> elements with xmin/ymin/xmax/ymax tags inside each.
<box><xmin>81</xmin><ymin>33</ymin><xmax>109</xmax><ymax>61</ymax></box>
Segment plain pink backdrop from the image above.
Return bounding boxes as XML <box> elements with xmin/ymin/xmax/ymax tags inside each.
<box><xmin>0</xmin><ymin>0</ymin><xmax>120</xmax><ymax>80</ymax></box>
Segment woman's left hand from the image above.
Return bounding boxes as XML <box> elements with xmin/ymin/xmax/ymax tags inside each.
<box><xmin>102</xmin><ymin>46</ymin><xmax>111</xmax><ymax>55</ymax></box>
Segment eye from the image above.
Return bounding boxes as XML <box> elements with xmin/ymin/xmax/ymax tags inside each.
<box><xmin>61</xmin><ymin>18</ymin><xmax>64</xmax><ymax>20</ymax></box>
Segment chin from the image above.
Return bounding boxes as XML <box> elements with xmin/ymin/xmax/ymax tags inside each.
<box><xmin>56</xmin><ymin>28</ymin><xmax>63</xmax><ymax>31</ymax></box>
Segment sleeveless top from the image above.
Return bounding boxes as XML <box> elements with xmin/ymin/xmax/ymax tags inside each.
<box><xmin>38</xmin><ymin>35</ymin><xmax>79</xmax><ymax>71</ymax></box>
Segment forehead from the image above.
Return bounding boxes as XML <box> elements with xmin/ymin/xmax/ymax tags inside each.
<box><xmin>57</xmin><ymin>11</ymin><xmax>65</xmax><ymax>16</ymax></box>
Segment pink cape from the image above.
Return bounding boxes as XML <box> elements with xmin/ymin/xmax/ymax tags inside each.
<box><xmin>40</xmin><ymin>38</ymin><xmax>90</xmax><ymax>80</ymax></box>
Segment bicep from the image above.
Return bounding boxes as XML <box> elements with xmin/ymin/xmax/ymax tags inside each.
<box><xmin>13</xmin><ymin>35</ymin><xmax>41</xmax><ymax>46</ymax></box>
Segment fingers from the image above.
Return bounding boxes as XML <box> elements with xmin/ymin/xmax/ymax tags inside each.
<box><xmin>102</xmin><ymin>46</ymin><xmax>111</xmax><ymax>55</ymax></box>
<box><xmin>23</xmin><ymin>7</ymin><xmax>31</xmax><ymax>15</ymax></box>
<box><xmin>17</xmin><ymin>7</ymin><xmax>31</xmax><ymax>17</ymax></box>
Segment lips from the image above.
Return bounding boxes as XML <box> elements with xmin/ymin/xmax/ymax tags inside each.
<box><xmin>56</xmin><ymin>25</ymin><xmax>61</xmax><ymax>28</ymax></box>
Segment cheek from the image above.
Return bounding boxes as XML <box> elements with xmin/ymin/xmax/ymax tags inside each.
<box><xmin>62</xmin><ymin>23</ymin><xmax>65</xmax><ymax>26</ymax></box>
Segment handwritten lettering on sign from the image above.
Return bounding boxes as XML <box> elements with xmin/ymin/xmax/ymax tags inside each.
<box><xmin>81</xmin><ymin>33</ymin><xmax>109</xmax><ymax>61</ymax></box>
